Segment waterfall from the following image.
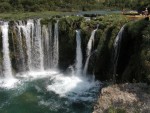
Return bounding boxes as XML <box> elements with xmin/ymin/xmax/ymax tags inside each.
<box><xmin>14</xmin><ymin>19</ymin><xmax>59</xmax><ymax>73</ymax></box>
<box><xmin>52</xmin><ymin>21</ymin><xmax>59</xmax><ymax>68</ymax></box>
<box><xmin>16</xmin><ymin>21</ymin><xmax>26</xmax><ymax>72</ymax></box>
<box><xmin>19</xmin><ymin>19</ymin><xmax>44</xmax><ymax>71</ymax></box>
<box><xmin>0</xmin><ymin>19</ymin><xmax>61</xmax><ymax>78</ymax></box>
<box><xmin>48</xmin><ymin>23</ymin><xmax>53</xmax><ymax>68</ymax></box>
<box><xmin>1</xmin><ymin>22</ymin><xmax>13</xmax><ymax>78</ymax></box>
<box><xmin>42</xmin><ymin>24</ymin><xmax>52</xmax><ymax>69</ymax></box>
<box><xmin>114</xmin><ymin>25</ymin><xmax>125</xmax><ymax>76</ymax></box>
<box><xmin>75</xmin><ymin>30</ymin><xmax>83</xmax><ymax>76</ymax></box>
<box><xmin>20</xmin><ymin>20</ymin><xmax>34</xmax><ymax>71</ymax></box>
<box><xmin>0</xmin><ymin>64</ymin><xmax>3</xmax><ymax>77</ymax></box>
<box><xmin>83</xmin><ymin>29</ymin><xmax>97</xmax><ymax>75</ymax></box>
<box><xmin>31</xmin><ymin>19</ymin><xmax>44</xmax><ymax>71</ymax></box>
<box><xmin>87</xmin><ymin>29</ymin><xmax>97</xmax><ymax>56</ymax></box>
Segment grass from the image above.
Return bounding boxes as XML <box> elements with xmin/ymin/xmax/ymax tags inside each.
<box><xmin>0</xmin><ymin>11</ymin><xmax>71</xmax><ymax>21</ymax></box>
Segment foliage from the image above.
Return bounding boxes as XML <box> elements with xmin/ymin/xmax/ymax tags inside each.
<box><xmin>103</xmin><ymin>0</ymin><xmax>150</xmax><ymax>10</ymax></box>
<box><xmin>0</xmin><ymin>11</ymin><xmax>64</xmax><ymax>21</ymax></box>
<box><xmin>0</xmin><ymin>0</ymin><xmax>149</xmax><ymax>13</ymax></box>
<box><xmin>0</xmin><ymin>2</ymin><xmax>12</xmax><ymax>13</ymax></box>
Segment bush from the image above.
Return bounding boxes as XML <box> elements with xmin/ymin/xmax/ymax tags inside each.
<box><xmin>0</xmin><ymin>2</ymin><xmax>12</xmax><ymax>12</ymax></box>
<box><xmin>30</xmin><ymin>4</ymin><xmax>43</xmax><ymax>12</ymax></box>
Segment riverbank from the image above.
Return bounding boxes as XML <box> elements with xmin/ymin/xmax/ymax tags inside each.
<box><xmin>93</xmin><ymin>83</ymin><xmax>150</xmax><ymax>113</ymax></box>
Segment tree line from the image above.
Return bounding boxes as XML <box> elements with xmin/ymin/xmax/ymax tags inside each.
<box><xmin>0</xmin><ymin>0</ymin><xmax>149</xmax><ymax>13</ymax></box>
<box><xmin>103</xmin><ymin>0</ymin><xmax>150</xmax><ymax>12</ymax></box>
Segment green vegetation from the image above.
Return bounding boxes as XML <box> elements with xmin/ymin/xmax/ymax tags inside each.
<box><xmin>0</xmin><ymin>0</ymin><xmax>104</xmax><ymax>13</ymax></box>
<box><xmin>0</xmin><ymin>0</ymin><xmax>149</xmax><ymax>13</ymax></box>
<box><xmin>0</xmin><ymin>11</ymin><xmax>65</xmax><ymax>20</ymax></box>
<box><xmin>103</xmin><ymin>0</ymin><xmax>150</xmax><ymax>11</ymax></box>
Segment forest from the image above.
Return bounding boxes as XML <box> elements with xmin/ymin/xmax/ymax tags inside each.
<box><xmin>0</xmin><ymin>0</ymin><xmax>150</xmax><ymax>13</ymax></box>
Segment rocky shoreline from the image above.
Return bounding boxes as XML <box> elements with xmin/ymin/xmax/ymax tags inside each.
<box><xmin>93</xmin><ymin>83</ymin><xmax>150</xmax><ymax>113</ymax></box>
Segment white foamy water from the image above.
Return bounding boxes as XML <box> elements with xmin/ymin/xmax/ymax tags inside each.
<box><xmin>47</xmin><ymin>72</ymin><xmax>100</xmax><ymax>101</ymax></box>
<box><xmin>12</xmin><ymin>69</ymin><xmax>59</xmax><ymax>81</ymax></box>
<box><xmin>0</xmin><ymin>69</ymin><xmax>100</xmax><ymax>103</ymax></box>
<box><xmin>0</xmin><ymin>70</ymin><xmax>59</xmax><ymax>89</ymax></box>
<box><xmin>0</xmin><ymin>78</ymin><xmax>19</xmax><ymax>89</ymax></box>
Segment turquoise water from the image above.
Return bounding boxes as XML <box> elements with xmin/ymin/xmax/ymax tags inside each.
<box><xmin>0</xmin><ymin>71</ymin><xmax>100</xmax><ymax>113</ymax></box>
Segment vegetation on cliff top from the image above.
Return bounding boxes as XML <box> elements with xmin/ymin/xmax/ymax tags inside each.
<box><xmin>0</xmin><ymin>11</ymin><xmax>65</xmax><ymax>20</ymax></box>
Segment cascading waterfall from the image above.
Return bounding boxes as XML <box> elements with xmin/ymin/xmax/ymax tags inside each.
<box><xmin>20</xmin><ymin>19</ymin><xmax>34</xmax><ymax>71</ymax></box>
<box><xmin>114</xmin><ymin>25</ymin><xmax>125</xmax><ymax>77</ymax></box>
<box><xmin>1</xmin><ymin>22</ymin><xmax>13</xmax><ymax>78</ymax></box>
<box><xmin>0</xmin><ymin>65</ymin><xmax>3</xmax><ymax>77</ymax></box>
<box><xmin>0</xmin><ymin>19</ymin><xmax>60</xmax><ymax>77</ymax></box>
<box><xmin>75</xmin><ymin>30</ymin><xmax>83</xmax><ymax>76</ymax></box>
<box><xmin>52</xmin><ymin>20</ymin><xmax>59</xmax><ymax>68</ymax></box>
<box><xmin>0</xmin><ymin>19</ymin><xmax>101</xmax><ymax>113</ymax></box>
<box><xmin>16</xmin><ymin>21</ymin><xmax>26</xmax><ymax>72</ymax></box>
<box><xmin>47</xmin><ymin>29</ymin><xmax>100</xmax><ymax>103</ymax></box>
<box><xmin>83</xmin><ymin>29</ymin><xmax>97</xmax><ymax>75</ymax></box>
<box><xmin>42</xmin><ymin>24</ymin><xmax>53</xmax><ymax>70</ymax></box>
<box><xmin>0</xmin><ymin>19</ymin><xmax>97</xmax><ymax>79</ymax></box>
<box><xmin>42</xmin><ymin>25</ymin><xmax>49</xmax><ymax>69</ymax></box>
<box><xmin>48</xmin><ymin>23</ymin><xmax>53</xmax><ymax>68</ymax></box>
<box><xmin>31</xmin><ymin>19</ymin><xmax>44</xmax><ymax>71</ymax></box>
<box><xmin>12</xmin><ymin>19</ymin><xmax>59</xmax><ymax>74</ymax></box>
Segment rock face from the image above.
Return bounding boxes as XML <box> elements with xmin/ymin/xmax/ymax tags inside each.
<box><xmin>93</xmin><ymin>83</ymin><xmax>150</xmax><ymax>113</ymax></box>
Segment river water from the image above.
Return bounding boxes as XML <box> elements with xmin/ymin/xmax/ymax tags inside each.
<box><xmin>0</xmin><ymin>70</ymin><xmax>101</xmax><ymax>113</ymax></box>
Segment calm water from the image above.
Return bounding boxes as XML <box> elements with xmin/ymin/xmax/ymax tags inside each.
<box><xmin>0</xmin><ymin>70</ymin><xmax>100</xmax><ymax>113</ymax></box>
<box><xmin>59</xmin><ymin>10</ymin><xmax>121</xmax><ymax>16</ymax></box>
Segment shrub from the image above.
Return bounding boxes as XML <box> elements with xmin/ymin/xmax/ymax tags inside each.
<box><xmin>0</xmin><ymin>2</ymin><xmax>12</xmax><ymax>13</ymax></box>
